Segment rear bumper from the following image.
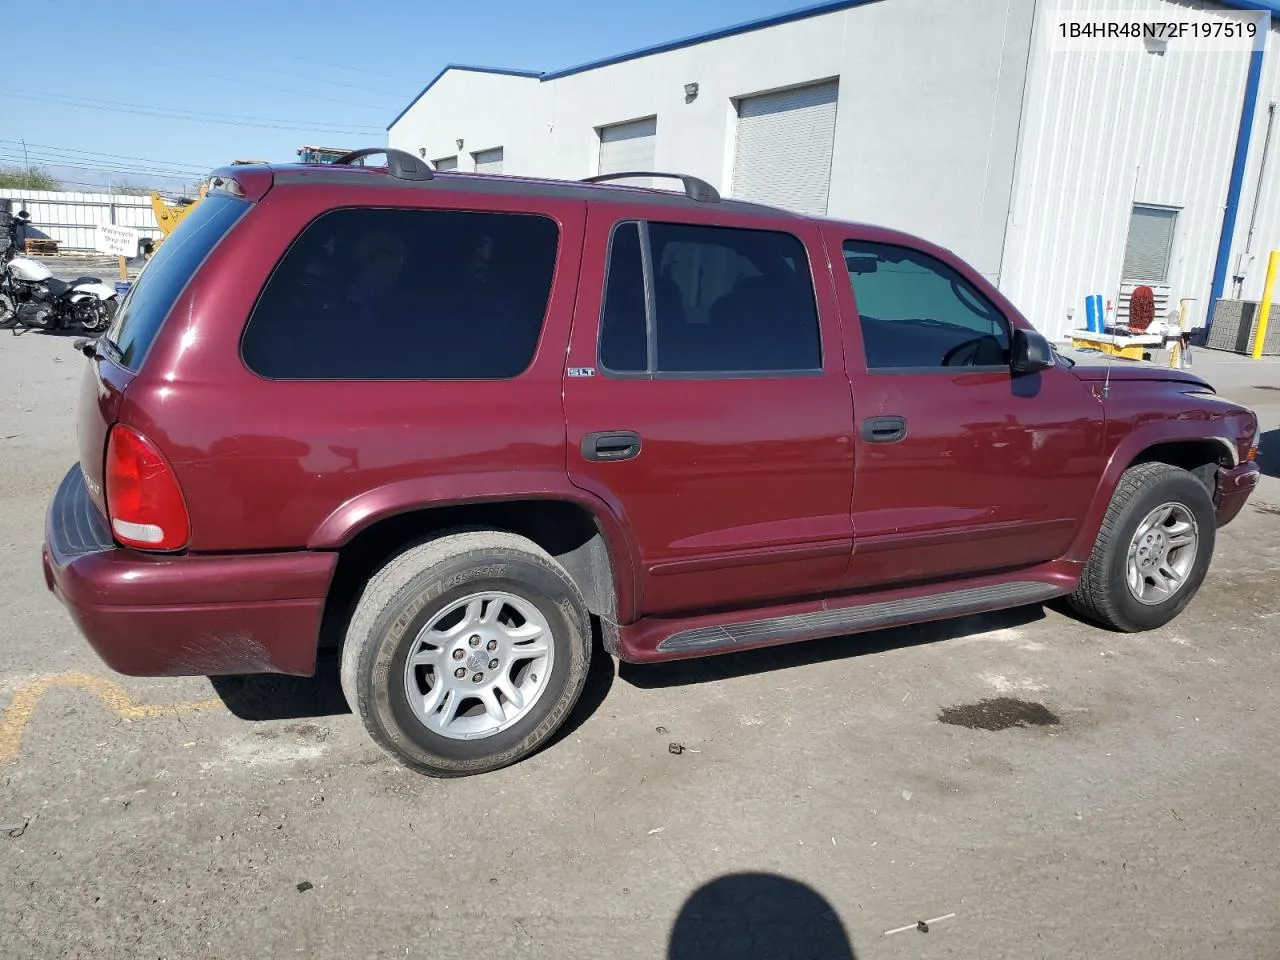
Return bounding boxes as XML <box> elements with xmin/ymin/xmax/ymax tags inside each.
<box><xmin>1215</xmin><ymin>460</ymin><xmax>1261</xmax><ymax>527</ymax></box>
<box><xmin>42</xmin><ymin>465</ymin><xmax>337</xmax><ymax>677</ymax></box>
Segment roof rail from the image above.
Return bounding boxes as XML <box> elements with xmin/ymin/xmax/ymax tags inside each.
<box><xmin>582</xmin><ymin>171</ymin><xmax>720</xmax><ymax>203</ymax></box>
<box><xmin>333</xmin><ymin>147</ymin><xmax>434</xmax><ymax>181</ymax></box>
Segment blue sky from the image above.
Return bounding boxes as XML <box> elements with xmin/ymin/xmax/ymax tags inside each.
<box><xmin>4</xmin><ymin>0</ymin><xmax>800</xmax><ymax>192</ymax></box>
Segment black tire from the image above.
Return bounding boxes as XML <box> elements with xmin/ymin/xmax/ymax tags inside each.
<box><xmin>340</xmin><ymin>531</ymin><xmax>592</xmax><ymax>777</ymax></box>
<box><xmin>1067</xmin><ymin>462</ymin><xmax>1216</xmax><ymax>632</ymax></box>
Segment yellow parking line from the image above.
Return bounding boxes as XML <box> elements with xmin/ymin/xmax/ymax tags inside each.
<box><xmin>0</xmin><ymin>672</ymin><xmax>223</xmax><ymax>764</ymax></box>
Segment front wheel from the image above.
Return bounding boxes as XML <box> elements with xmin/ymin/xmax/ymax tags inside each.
<box><xmin>1067</xmin><ymin>462</ymin><xmax>1216</xmax><ymax>631</ymax></box>
<box><xmin>340</xmin><ymin>531</ymin><xmax>592</xmax><ymax>777</ymax></box>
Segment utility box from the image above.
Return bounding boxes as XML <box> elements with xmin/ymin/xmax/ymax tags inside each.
<box><xmin>1206</xmin><ymin>299</ymin><xmax>1280</xmax><ymax>356</ymax></box>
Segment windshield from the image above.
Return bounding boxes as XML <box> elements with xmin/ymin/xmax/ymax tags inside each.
<box><xmin>103</xmin><ymin>191</ymin><xmax>249</xmax><ymax>370</ymax></box>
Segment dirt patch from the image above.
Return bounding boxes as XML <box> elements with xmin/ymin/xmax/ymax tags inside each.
<box><xmin>1252</xmin><ymin>502</ymin><xmax>1280</xmax><ymax>518</ymax></box>
<box><xmin>938</xmin><ymin>698</ymin><xmax>1060</xmax><ymax>731</ymax></box>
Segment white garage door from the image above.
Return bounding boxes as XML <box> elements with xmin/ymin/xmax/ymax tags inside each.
<box><xmin>598</xmin><ymin>117</ymin><xmax>657</xmax><ymax>178</ymax></box>
<box><xmin>473</xmin><ymin>148</ymin><xmax>503</xmax><ymax>174</ymax></box>
<box><xmin>732</xmin><ymin>81</ymin><xmax>839</xmax><ymax>215</ymax></box>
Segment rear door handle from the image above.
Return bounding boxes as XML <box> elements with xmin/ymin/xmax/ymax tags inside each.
<box><xmin>861</xmin><ymin>416</ymin><xmax>907</xmax><ymax>444</ymax></box>
<box><xmin>581</xmin><ymin>430</ymin><xmax>642</xmax><ymax>462</ymax></box>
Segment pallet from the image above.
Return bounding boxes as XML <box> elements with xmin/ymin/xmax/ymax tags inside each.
<box><xmin>24</xmin><ymin>238</ymin><xmax>59</xmax><ymax>256</ymax></box>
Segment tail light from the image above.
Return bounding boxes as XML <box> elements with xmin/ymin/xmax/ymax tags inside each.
<box><xmin>105</xmin><ymin>425</ymin><xmax>190</xmax><ymax>551</ymax></box>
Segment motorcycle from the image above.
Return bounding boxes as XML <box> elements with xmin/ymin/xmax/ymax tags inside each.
<box><xmin>0</xmin><ymin>210</ymin><xmax>118</xmax><ymax>334</ymax></box>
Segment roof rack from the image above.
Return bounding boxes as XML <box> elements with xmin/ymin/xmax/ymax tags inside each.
<box><xmin>333</xmin><ymin>147</ymin><xmax>434</xmax><ymax>181</ymax></box>
<box><xmin>582</xmin><ymin>171</ymin><xmax>720</xmax><ymax>203</ymax></box>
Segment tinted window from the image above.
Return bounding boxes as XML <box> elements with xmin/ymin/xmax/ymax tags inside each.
<box><xmin>242</xmin><ymin>208</ymin><xmax>558</xmax><ymax>380</ymax></box>
<box><xmin>104</xmin><ymin>192</ymin><xmax>249</xmax><ymax>370</ymax></box>
<box><xmin>598</xmin><ymin>221</ymin><xmax>821</xmax><ymax>375</ymax></box>
<box><xmin>599</xmin><ymin>223</ymin><xmax>647</xmax><ymax>373</ymax></box>
<box><xmin>843</xmin><ymin>241</ymin><xmax>1010</xmax><ymax>370</ymax></box>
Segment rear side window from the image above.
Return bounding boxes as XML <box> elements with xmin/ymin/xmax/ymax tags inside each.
<box><xmin>599</xmin><ymin>220</ymin><xmax>821</xmax><ymax>376</ymax></box>
<box><xmin>104</xmin><ymin>192</ymin><xmax>249</xmax><ymax>370</ymax></box>
<box><xmin>242</xmin><ymin>207</ymin><xmax>559</xmax><ymax>380</ymax></box>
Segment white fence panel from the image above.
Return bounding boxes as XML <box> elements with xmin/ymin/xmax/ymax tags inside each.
<box><xmin>0</xmin><ymin>189</ymin><xmax>163</xmax><ymax>252</ymax></box>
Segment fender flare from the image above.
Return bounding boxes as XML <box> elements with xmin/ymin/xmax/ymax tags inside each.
<box><xmin>306</xmin><ymin>469</ymin><xmax>642</xmax><ymax>622</ymax></box>
<box><xmin>1066</xmin><ymin>425</ymin><xmax>1238</xmax><ymax>562</ymax></box>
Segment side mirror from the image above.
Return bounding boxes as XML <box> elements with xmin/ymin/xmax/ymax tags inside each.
<box><xmin>16</xmin><ymin>210</ymin><xmax>30</xmax><ymax>222</ymax></box>
<box><xmin>1011</xmin><ymin>328</ymin><xmax>1055</xmax><ymax>375</ymax></box>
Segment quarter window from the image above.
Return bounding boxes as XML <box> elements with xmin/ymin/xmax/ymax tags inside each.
<box><xmin>241</xmin><ymin>207</ymin><xmax>559</xmax><ymax>379</ymax></box>
<box><xmin>842</xmin><ymin>240</ymin><xmax>1010</xmax><ymax>370</ymax></box>
<box><xmin>599</xmin><ymin>220</ymin><xmax>822</xmax><ymax>376</ymax></box>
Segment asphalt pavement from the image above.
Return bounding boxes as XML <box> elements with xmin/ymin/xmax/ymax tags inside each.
<box><xmin>1</xmin><ymin>326</ymin><xmax>1278</xmax><ymax>960</ymax></box>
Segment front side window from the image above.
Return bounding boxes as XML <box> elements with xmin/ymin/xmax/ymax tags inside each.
<box><xmin>843</xmin><ymin>240</ymin><xmax>1010</xmax><ymax>370</ymax></box>
<box><xmin>241</xmin><ymin>207</ymin><xmax>559</xmax><ymax>380</ymax></box>
<box><xmin>599</xmin><ymin>220</ymin><xmax>822</xmax><ymax>376</ymax></box>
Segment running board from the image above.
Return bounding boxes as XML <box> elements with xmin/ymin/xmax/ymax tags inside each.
<box><xmin>656</xmin><ymin>581</ymin><xmax>1061</xmax><ymax>654</ymax></box>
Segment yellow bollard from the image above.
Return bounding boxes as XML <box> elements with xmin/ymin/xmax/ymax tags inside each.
<box><xmin>1252</xmin><ymin>249</ymin><xmax>1280</xmax><ymax>359</ymax></box>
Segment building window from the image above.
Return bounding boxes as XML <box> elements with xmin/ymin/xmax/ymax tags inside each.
<box><xmin>433</xmin><ymin>156</ymin><xmax>458</xmax><ymax>171</ymax></box>
<box><xmin>241</xmin><ymin>207</ymin><xmax>559</xmax><ymax>380</ymax></box>
<box><xmin>598</xmin><ymin>220</ymin><xmax>822</xmax><ymax>377</ymax></box>
<box><xmin>1121</xmin><ymin>205</ymin><xmax>1178</xmax><ymax>283</ymax></box>
<box><xmin>472</xmin><ymin>147</ymin><xmax>504</xmax><ymax>174</ymax></box>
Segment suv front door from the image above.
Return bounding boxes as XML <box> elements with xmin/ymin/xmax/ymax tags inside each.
<box><xmin>827</xmin><ymin>229</ymin><xmax>1105</xmax><ymax>588</ymax></box>
<box><xmin>563</xmin><ymin>208</ymin><xmax>855</xmax><ymax>619</ymax></box>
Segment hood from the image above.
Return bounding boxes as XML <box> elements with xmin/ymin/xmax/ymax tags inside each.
<box><xmin>1056</xmin><ymin>345</ymin><xmax>1212</xmax><ymax>390</ymax></box>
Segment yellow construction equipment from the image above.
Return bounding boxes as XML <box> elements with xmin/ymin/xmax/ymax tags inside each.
<box><xmin>145</xmin><ymin>183</ymin><xmax>209</xmax><ymax>258</ymax></box>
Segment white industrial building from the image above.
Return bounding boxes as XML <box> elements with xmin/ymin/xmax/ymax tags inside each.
<box><xmin>389</xmin><ymin>0</ymin><xmax>1280</xmax><ymax>344</ymax></box>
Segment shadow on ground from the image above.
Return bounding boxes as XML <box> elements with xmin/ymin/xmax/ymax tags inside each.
<box><xmin>621</xmin><ymin>603</ymin><xmax>1046</xmax><ymax>689</ymax></box>
<box><xmin>208</xmin><ymin>604</ymin><xmax>1045</xmax><ymax>735</ymax></box>
<box><xmin>1259</xmin><ymin>428</ymin><xmax>1279</xmax><ymax>478</ymax></box>
<box><xmin>668</xmin><ymin>872</ymin><xmax>858</xmax><ymax>959</ymax></box>
<box><xmin>207</xmin><ymin>623</ymin><xmax>616</xmax><ymax>748</ymax></box>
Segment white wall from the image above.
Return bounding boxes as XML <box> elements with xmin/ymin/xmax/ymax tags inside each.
<box><xmin>1224</xmin><ymin>24</ymin><xmax>1280</xmax><ymax>303</ymax></box>
<box><xmin>388</xmin><ymin>70</ymin><xmax>543</xmax><ymax>174</ymax></box>
<box><xmin>389</xmin><ymin>0</ymin><xmax>1033</xmax><ymax>281</ymax></box>
<box><xmin>1000</xmin><ymin>0</ymin><xmax>1257</xmax><ymax>341</ymax></box>
<box><xmin>0</xmin><ymin>189</ymin><xmax>161</xmax><ymax>252</ymax></box>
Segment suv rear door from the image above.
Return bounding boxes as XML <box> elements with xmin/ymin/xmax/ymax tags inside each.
<box><xmin>563</xmin><ymin>203</ymin><xmax>854</xmax><ymax>619</ymax></box>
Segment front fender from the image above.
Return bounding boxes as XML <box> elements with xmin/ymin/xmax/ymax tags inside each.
<box><xmin>306</xmin><ymin>470</ymin><xmax>641</xmax><ymax>622</ymax></box>
<box><xmin>1066</xmin><ymin>420</ymin><xmax>1244</xmax><ymax>563</ymax></box>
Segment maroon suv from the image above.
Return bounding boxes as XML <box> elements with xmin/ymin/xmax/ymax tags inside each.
<box><xmin>42</xmin><ymin>150</ymin><xmax>1261</xmax><ymax>776</ymax></box>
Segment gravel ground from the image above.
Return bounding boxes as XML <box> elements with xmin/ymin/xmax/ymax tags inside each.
<box><xmin>0</xmin><ymin>331</ymin><xmax>1277</xmax><ymax>960</ymax></box>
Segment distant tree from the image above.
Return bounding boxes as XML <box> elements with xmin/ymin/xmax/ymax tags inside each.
<box><xmin>109</xmin><ymin>181</ymin><xmax>152</xmax><ymax>196</ymax></box>
<box><xmin>0</xmin><ymin>166</ymin><xmax>59</xmax><ymax>190</ymax></box>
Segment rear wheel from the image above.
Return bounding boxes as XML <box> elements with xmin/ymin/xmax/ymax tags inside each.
<box><xmin>340</xmin><ymin>531</ymin><xmax>592</xmax><ymax>777</ymax></box>
<box><xmin>1068</xmin><ymin>462</ymin><xmax>1216</xmax><ymax>631</ymax></box>
<box><xmin>0</xmin><ymin>293</ymin><xmax>15</xmax><ymax>329</ymax></box>
<box><xmin>79</xmin><ymin>297</ymin><xmax>115</xmax><ymax>334</ymax></box>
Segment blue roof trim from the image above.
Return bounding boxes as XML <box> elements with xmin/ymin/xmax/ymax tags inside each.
<box><xmin>387</xmin><ymin>64</ymin><xmax>542</xmax><ymax>130</ymax></box>
<box><xmin>389</xmin><ymin>0</ymin><xmax>1280</xmax><ymax>127</ymax></box>
<box><xmin>539</xmin><ymin>0</ymin><xmax>880</xmax><ymax>80</ymax></box>
<box><xmin>1221</xmin><ymin>0</ymin><xmax>1280</xmax><ymax>13</ymax></box>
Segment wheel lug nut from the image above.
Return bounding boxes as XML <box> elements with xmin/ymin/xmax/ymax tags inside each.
<box><xmin>472</xmin><ymin>672</ymin><xmax>484</xmax><ymax>683</ymax></box>
<box><xmin>452</xmin><ymin>649</ymin><xmax>465</xmax><ymax>661</ymax></box>
<box><xmin>489</xmin><ymin>659</ymin><xmax>499</xmax><ymax>670</ymax></box>
<box><xmin>486</xmin><ymin>639</ymin><xmax>498</xmax><ymax>652</ymax></box>
<box><xmin>454</xmin><ymin>667</ymin><xmax>466</xmax><ymax>679</ymax></box>
<box><xmin>469</xmin><ymin>635</ymin><xmax>481</xmax><ymax>648</ymax></box>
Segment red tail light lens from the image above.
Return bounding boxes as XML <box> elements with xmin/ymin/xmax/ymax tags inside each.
<box><xmin>105</xmin><ymin>425</ymin><xmax>190</xmax><ymax>551</ymax></box>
